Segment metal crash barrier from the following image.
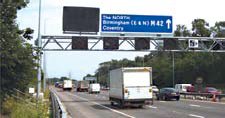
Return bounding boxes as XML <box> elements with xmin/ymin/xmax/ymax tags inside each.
<box><xmin>180</xmin><ymin>92</ymin><xmax>225</xmax><ymax>102</ymax></box>
<box><xmin>50</xmin><ymin>91</ymin><xmax>67</xmax><ymax>118</ymax></box>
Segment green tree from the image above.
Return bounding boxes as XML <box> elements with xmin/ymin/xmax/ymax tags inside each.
<box><xmin>191</xmin><ymin>19</ymin><xmax>211</xmax><ymax>37</ymax></box>
<box><xmin>174</xmin><ymin>24</ymin><xmax>191</xmax><ymax>37</ymax></box>
<box><xmin>60</xmin><ymin>76</ymin><xmax>70</xmax><ymax>81</ymax></box>
<box><xmin>0</xmin><ymin>0</ymin><xmax>36</xmax><ymax>111</ymax></box>
<box><xmin>213</xmin><ymin>21</ymin><xmax>225</xmax><ymax>37</ymax></box>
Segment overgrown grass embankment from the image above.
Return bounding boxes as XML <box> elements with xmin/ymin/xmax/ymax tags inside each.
<box><xmin>2</xmin><ymin>89</ymin><xmax>51</xmax><ymax>118</ymax></box>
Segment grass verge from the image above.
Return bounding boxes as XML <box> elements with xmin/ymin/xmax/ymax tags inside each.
<box><xmin>2</xmin><ymin>89</ymin><xmax>51</xmax><ymax>118</ymax></box>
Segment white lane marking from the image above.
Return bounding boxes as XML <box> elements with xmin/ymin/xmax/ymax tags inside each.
<box><xmin>91</xmin><ymin>101</ymin><xmax>135</xmax><ymax>118</ymax></box>
<box><xmin>147</xmin><ymin>105</ymin><xmax>157</xmax><ymax>109</ymax></box>
<box><xmin>189</xmin><ymin>114</ymin><xmax>205</xmax><ymax>118</ymax></box>
<box><xmin>69</xmin><ymin>93</ymin><xmax>135</xmax><ymax>118</ymax></box>
<box><xmin>189</xmin><ymin>104</ymin><xmax>213</xmax><ymax>109</ymax></box>
<box><xmin>189</xmin><ymin>104</ymin><xmax>200</xmax><ymax>107</ymax></box>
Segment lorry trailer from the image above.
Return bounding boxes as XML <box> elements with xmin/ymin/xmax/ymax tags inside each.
<box><xmin>109</xmin><ymin>67</ymin><xmax>153</xmax><ymax>107</ymax></box>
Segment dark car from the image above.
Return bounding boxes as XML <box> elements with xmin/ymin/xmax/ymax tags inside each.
<box><xmin>156</xmin><ymin>88</ymin><xmax>180</xmax><ymax>101</ymax></box>
<box><xmin>55</xmin><ymin>82</ymin><xmax>59</xmax><ymax>87</ymax></box>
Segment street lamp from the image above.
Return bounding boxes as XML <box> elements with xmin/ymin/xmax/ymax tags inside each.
<box><xmin>37</xmin><ymin>0</ymin><xmax>42</xmax><ymax>99</ymax></box>
<box><xmin>172</xmin><ymin>51</ymin><xmax>175</xmax><ymax>87</ymax></box>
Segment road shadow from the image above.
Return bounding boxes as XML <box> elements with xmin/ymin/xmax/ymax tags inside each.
<box><xmin>155</xmin><ymin>99</ymin><xmax>180</xmax><ymax>102</ymax></box>
<box><xmin>91</xmin><ymin>104</ymin><xmax>147</xmax><ymax>110</ymax></box>
<box><xmin>89</xmin><ymin>99</ymin><xmax>109</xmax><ymax>102</ymax></box>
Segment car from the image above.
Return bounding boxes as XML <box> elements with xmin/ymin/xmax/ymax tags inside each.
<box><xmin>156</xmin><ymin>88</ymin><xmax>180</xmax><ymax>101</ymax></box>
<box><xmin>101</xmin><ymin>86</ymin><xmax>109</xmax><ymax>91</ymax></box>
<box><xmin>54</xmin><ymin>82</ymin><xmax>59</xmax><ymax>87</ymax></box>
<box><xmin>58</xmin><ymin>83</ymin><xmax>63</xmax><ymax>88</ymax></box>
<box><xmin>89</xmin><ymin>83</ymin><xmax>100</xmax><ymax>94</ymax></box>
<box><xmin>204</xmin><ymin>87</ymin><xmax>221</xmax><ymax>95</ymax></box>
<box><xmin>152</xmin><ymin>86</ymin><xmax>159</xmax><ymax>93</ymax></box>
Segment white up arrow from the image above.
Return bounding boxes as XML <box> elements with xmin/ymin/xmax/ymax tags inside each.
<box><xmin>166</xmin><ymin>19</ymin><xmax>172</xmax><ymax>29</ymax></box>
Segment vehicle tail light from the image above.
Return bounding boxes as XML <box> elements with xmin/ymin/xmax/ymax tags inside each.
<box><xmin>149</xmin><ymin>88</ymin><xmax>152</xmax><ymax>93</ymax></box>
<box><xmin>124</xmin><ymin>89</ymin><xmax>128</xmax><ymax>93</ymax></box>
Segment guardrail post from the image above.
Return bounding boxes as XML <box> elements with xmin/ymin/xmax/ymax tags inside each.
<box><xmin>212</xmin><ymin>94</ymin><xmax>216</xmax><ymax>102</ymax></box>
<box><xmin>218</xmin><ymin>95</ymin><xmax>221</xmax><ymax>102</ymax></box>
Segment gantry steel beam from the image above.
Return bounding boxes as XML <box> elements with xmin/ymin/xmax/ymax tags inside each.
<box><xmin>41</xmin><ymin>35</ymin><xmax>225</xmax><ymax>52</ymax></box>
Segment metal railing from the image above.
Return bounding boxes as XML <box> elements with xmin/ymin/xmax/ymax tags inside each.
<box><xmin>50</xmin><ymin>91</ymin><xmax>67</xmax><ymax>118</ymax></box>
<box><xmin>180</xmin><ymin>92</ymin><xmax>225</xmax><ymax>102</ymax></box>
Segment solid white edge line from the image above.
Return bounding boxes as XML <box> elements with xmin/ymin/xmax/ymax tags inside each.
<box><xmin>69</xmin><ymin>93</ymin><xmax>136</xmax><ymax>118</ymax></box>
<box><xmin>189</xmin><ymin>114</ymin><xmax>205</xmax><ymax>118</ymax></box>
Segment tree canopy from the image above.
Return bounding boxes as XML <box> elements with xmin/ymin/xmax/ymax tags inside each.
<box><xmin>0</xmin><ymin>0</ymin><xmax>37</xmax><ymax>106</ymax></box>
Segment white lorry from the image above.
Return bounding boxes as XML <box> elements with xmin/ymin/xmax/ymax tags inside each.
<box><xmin>109</xmin><ymin>67</ymin><xmax>153</xmax><ymax>107</ymax></box>
<box><xmin>89</xmin><ymin>83</ymin><xmax>100</xmax><ymax>94</ymax></box>
<box><xmin>63</xmin><ymin>80</ymin><xmax>73</xmax><ymax>91</ymax></box>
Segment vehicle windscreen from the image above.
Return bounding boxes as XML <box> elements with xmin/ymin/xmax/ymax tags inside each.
<box><xmin>166</xmin><ymin>88</ymin><xmax>178</xmax><ymax>92</ymax></box>
<box><xmin>208</xmin><ymin>87</ymin><xmax>217</xmax><ymax>91</ymax></box>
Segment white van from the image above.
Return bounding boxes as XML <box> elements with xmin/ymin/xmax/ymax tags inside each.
<box><xmin>89</xmin><ymin>83</ymin><xmax>100</xmax><ymax>94</ymax></box>
<box><xmin>175</xmin><ymin>84</ymin><xmax>192</xmax><ymax>92</ymax></box>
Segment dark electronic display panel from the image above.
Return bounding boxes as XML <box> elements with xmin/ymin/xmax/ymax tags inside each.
<box><xmin>72</xmin><ymin>37</ymin><xmax>88</xmax><ymax>50</ymax></box>
<box><xmin>63</xmin><ymin>7</ymin><xmax>100</xmax><ymax>33</ymax></box>
<box><xmin>135</xmin><ymin>38</ymin><xmax>150</xmax><ymax>50</ymax></box>
<box><xmin>163</xmin><ymin>38</ymin><xmax>179</xmax><ymax>50</ymax></box>
<box><xmin>103</xmin><ymin>37</ymin><xmax>119</xmax><ymax>50</ymax></box>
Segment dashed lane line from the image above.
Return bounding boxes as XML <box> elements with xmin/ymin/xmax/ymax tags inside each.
<box><xmin>189</xmin><ymin>114</ymin><xmax>205</xmax><ymax>118</ymax></box>
<box><xmin>68</xmin><ymin>92</ymin><xmax>136</xmax><ymax>118</ymax></box>
<box><xmin>147</xmin><ymin>105</ymin><xmax>158</xmax><ymax>109</ymax></box>
<box><xmin>189</xmin><ymin>104</ymin><xmax>201</xmax><ymax>107</ymax></box>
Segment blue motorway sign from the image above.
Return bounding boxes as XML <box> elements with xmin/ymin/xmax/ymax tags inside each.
<box><xmin>101</xmin><ymin>14</ymin><xmax>172</xmax><ymax>33</ymax></box>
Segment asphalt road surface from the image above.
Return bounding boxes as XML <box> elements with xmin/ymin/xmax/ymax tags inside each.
<box><xmin>51</xmin><ymin>87</ymin><xmax>225</xmax><ymax>118</ymax></box>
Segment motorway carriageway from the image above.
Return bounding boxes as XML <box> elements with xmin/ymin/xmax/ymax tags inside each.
<box><xmin>51</xmin><ymin>87</ymin><xmax>225</xmax><ymax>118</ymax></box>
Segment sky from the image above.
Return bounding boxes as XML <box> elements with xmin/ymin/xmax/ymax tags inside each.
<box><xmin>17</xmin><ymin>0</ymin><xmax>225</xmax><ymax>80</ymax></box>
